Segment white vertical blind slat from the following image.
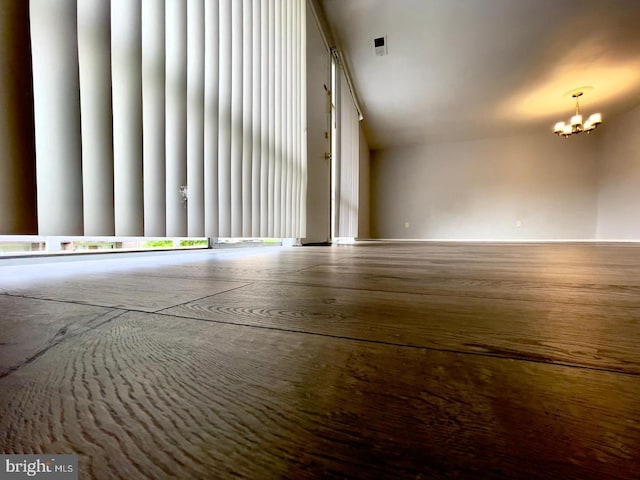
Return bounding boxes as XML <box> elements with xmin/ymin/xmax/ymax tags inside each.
<box><xmin>293</xmin><ymin>0</ymin><xmax>300</xmax><ymax>236</ymax></box>
<box><xmin>217</xmin><ymin>0</ymin><xmax>232</xmax><ymax>236</ymax></box>
<box><xmin>241</xmin><ymin>0</ymin><xmax>253</xmax><ymax>237</ymax></box>
<box><xmin>204</xmin><ymin>0</ymin><xmax>220</xmax><ymax>238</ymax></box>
<box><xmin>284</xmin><ymin>0</ymin><xmax>292</xmax><ymax>238</ymax></box>
<box><xmin>187</xmin><ymin>0</ymin><xmax>205</xmax><ymax>237</ymax></box>
<box><xmin>300</xmin><ymin>0</ymin><xmax>307</xmax><ymax>238</ymax></box>
<box><xmin>273</xmin><ymin>0</ymin><xmax>282</xmax><ymax>236</ymax></box>
<box><xmin>165</xmin><ymin>0</ymin><xmax>188</xmax><ymax>236</ymax></box>
<box><xmin>142</xmin><ymin>0</ymin><xmax>166</xmax><ymax>237</ymax></box>
<box><xmin>31</xmin><ymin>0</ymin><xmax>84</xmax><ymax>236</ymax></box>
<box><xmin>112</xmin><ymin>0</ymin><xmax>143</xmax><ymax>236</ymax></box>
<box><xmin>251</xmin><ymin>0</ymin><xmax>262</xmax><ymax>236</ymax></box>
<box><xmin>260</xmin><ymin>0</ymin><xmax>270</xmax><ymax>237</ymax></box>
<box><xmin>230</xmin><ymin>0</ymin><xmax>243</xmax><ymax>236</ymax></box>
<box><xmin>78</xmin><ymin>0</ymin><xmax>114</xmax><ymax>236</ymax></box>
<box><xmin>292</xmin><ymin>0</ymin><xmax>297</xmax><ymax>236</ymax></box>
<box><xmin>267</xmin><ymin>1</ymin><xmax>276</xmax><ymax>237</ymax></box>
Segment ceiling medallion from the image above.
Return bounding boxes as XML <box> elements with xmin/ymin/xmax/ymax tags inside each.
<box><xmin>553</xmin><ymin>91</ymin><xmax>602</xmax><ymax>138</ymax></box>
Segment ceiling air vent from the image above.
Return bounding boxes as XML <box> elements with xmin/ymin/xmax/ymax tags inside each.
<box><xmin>374</xmin><ymin>35</ymin><xmax>387</xmax><ymax>56</ymax></box>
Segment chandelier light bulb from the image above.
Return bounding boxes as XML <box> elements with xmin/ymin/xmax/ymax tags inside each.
<box><xmin>588</xmin><ymin>112</ymin><xmax>602</xmax><ymax>124</ymax></box>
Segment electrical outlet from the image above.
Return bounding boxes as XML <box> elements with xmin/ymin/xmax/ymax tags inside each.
<box><xmin>404</xmin><ymin>222</ymin><xmax>410</xmax><ymax>229</ymax></box>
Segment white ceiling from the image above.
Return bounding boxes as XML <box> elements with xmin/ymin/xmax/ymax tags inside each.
<box><xmin>320</xmin><ymin>0</ymin><xmax>640</xmax><ymax>149</ymax></box>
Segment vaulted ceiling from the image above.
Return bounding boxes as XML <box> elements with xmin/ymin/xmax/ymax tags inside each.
<box><xmin>320</xmin><ymin>0</ymin><xmax>640</xmax><ymax>149</ymax></box>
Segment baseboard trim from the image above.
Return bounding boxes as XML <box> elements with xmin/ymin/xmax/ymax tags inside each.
<box><xmin>368</xmin><ymin>238</ymin><xmax>640</xmax><ymax>243</ymax></box>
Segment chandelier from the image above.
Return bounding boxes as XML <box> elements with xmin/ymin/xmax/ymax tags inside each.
<box><xmin>553</xmin><ymin>92</ymin><xmax>602</xmax><ymax>137</ymax></box>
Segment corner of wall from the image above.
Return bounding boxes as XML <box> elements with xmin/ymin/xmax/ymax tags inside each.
<box><xmin>594</xmin><ymin>101</ymin><xmax>640</xmax><ymax>240</ymax></box>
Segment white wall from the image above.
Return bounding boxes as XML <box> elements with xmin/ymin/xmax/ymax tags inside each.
<box><xmin>596</xmin><ymin>103</ymin><xmax>640</xmax><ymax>239</ymax></box>
<box><xmin>371</xmin><ymin>132</ymin><xmax>599</xmax><ymax>239</ymax></box>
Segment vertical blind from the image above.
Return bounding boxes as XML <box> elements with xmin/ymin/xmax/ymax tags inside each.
<box><xmin>29</xmin><ymin>0</ymin><xmax>307</xmax><ymax>238</ymax></box>
<box><xmin>336</xmin><ymin>67</ymin><xmax>360</xmax><ymax>238</ymax></box>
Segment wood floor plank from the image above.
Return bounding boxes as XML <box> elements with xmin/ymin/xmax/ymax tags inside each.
<box><xmin>0</xmin><ymin>311</ymin><xmax>638</xmax><ymax>480</ymax></box>
<box><xmin>3</xmin><ymin>274</ymin><xmax>248</xmax><ymax>312</ymax></box>
<box><xmin>129</xmin><ymin>250</ymin><xmax>350</xmax><ymax>283</ymax></box>
<box><xmin>346</xmin><ymin>242</ymin><xmax>640</xmax><ymax>267</ymax></box>
<box><xmin>163</xmin><ymin>281</ymin><xmax>640</xmax><ymax>374</ymax></box>
<box><xmin>274</xmin><ymin>264</ymin><xmax>640</xmax><ymax>307</ymax></box>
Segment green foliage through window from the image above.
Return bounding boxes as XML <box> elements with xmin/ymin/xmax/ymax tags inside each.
<box><xmin>143</xmin><ymin>240</ymin><xmax>174</xmax><ymax>248</ymax></box>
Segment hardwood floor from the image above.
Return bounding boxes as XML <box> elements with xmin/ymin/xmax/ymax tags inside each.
<box><xmin>1</xmin><ymin>242</ymin><xmax>639</xmax><ymax>479</ymax></box>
